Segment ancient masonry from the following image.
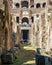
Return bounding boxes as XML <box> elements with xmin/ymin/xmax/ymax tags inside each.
<box><xmin>0</xmin><ymin>0</ymin><xmax>52</xmax><ymax>53</ymax></box>
<box><xmin>9</xmin><ymin>0</ymin><xmax>52</xmax><ymax>51</ymax></box>
<box><xmin>0</xmin><ymin>0</ymin><xmax>13</xmax><ymax>54</ymax></box>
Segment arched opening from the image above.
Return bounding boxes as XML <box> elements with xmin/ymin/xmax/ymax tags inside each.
<box><xmin>22</xmin><ymin>17</ymin><xmax>29</xmax><ymax>24</ymax></box>
<box><xmin>21</xmin><ymin>30</ymin><xmax>29</xmax><ymax>42</ymax></box>
<box><xmin>31</xmin><ymin>5</ymin><xmax>34</xmax><ymax>8</ymax></box>
<box><xmin>16</xmin><ymin>17</ymin><xmax>19</xmax><ymax>23</ymax></box>
<box><xmin>30</xmin><ymin>0</ymin><xmax>34</xmax><ymax>8</ymax></box>
<box><xmin>36</xmin><ymin>3</ymin><xmax>41</xmax><ymax>8</ymax></box>
<box><xmin>21</xmin><ymin>1</ymin><xmax>28</xmax><ymax>9</ymax></box>
<box><xmin>31</xmin><ymin>17</ymin><xmax>34</xmax><ymax>23</ymax></box>
<box><xmin>15</xmin><ymin>3</ymin><xmax>20</xmax><ymax>8</ymax></box>
<box><xmin>43</xmin><ymin>3</ymin><xmax>46</xmax><ymax>8</ymax></box>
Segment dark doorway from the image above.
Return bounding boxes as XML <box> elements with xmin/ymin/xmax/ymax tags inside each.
<box><xmin>15</xmin><ymin>3</ymin><xmax>20</xmax><ymax>8</ymax></box>
<box><xmin>31</xmin><ymin>5</ymin><xmax>34</xmax><ymax>8</ymax></box>
<box><xmin>16</xmin><ymin>17</ymin><xmax>19</xmax><ymax>23</ymax></box>
<box><xmin>43</xmin><ymin>3</ymin><xmax>46</xmax><ymax>8</ymax></box>
<box><xmin>22</xmin><ymin>17</ymin><xmax>29</xmax><ymax>24</ymax></box>
<box><xmin>31</xmin><ymin>16</ymin><xmax>34</xmax><ymax>23</ymax></box>
<box><xmin>22</xmin><ymin>30</ymin><xmax>29</xmax><ymax>42</ymax></box>
<box><xmin>36</xmin><ymin>3</ymin><xmax>40</xmax><ymax>8</ymax></box>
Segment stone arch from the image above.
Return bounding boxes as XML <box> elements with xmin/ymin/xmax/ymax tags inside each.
<box><xmin>22</xmin><ymin>17</ymin><xmax>29</xmax><ymax>24</ymax></box>
<box><xmin>15</xmin><ymin>3</ymin><xmax>20</xmax><ymax>8</ymax></box>
<box><xmin>36</xmin><ymin>3</ymin><xmax>41</xmax><ymax>8</ymax></box>
<box><xmin>42</xmin><ymin>3</ymin><xmax>46</xmax><ymax>8</ymax></box>
<box><xmin>21</xmin><ymin>1</ymin><xmax>28</xmax><ymax>8</ymax></box>
<box><xmin>31</xmin><ymin>5</ymin><xmax>34</xmax><ymax>8</ymax></box>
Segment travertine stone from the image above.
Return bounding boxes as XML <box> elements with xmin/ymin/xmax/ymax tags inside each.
<box><xmin>0</xmin><ymin>0</ymin><xmax>52</xmax><ymax>52</ymax></box>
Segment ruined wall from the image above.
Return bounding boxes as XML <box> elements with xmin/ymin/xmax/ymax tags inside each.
<box><xmin>4</xmin><ymin>0</ymin><xmax>14</xmax><ymax>51</ymax></box>
<box><xmin>0</xmin><ymin>0</ymin><xmax>14</xmax><ymax>53</ymax></box>
<box><xmin>9</xmin><ymin>0</ymin><xmax>52</xmax><ymax>51</ymax></box>
<box><xmin>0</xmin><ymin>9</ymin><xmax>5</xmax><ymax>54</ymax></box>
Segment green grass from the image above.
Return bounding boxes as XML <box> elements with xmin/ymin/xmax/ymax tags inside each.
<box><xmin>3</xmin><ymin>43</ymin><xmax>36</xmax><ymax>65</ymax></box>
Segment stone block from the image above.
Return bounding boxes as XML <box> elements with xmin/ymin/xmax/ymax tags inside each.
<box><xmin>1</xmin><ymin>52</ymin><xmax>14</xmax><ymax>64</ymax></box>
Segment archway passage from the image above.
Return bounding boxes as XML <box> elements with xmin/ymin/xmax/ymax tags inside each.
<box><xmin>15</xmin><ymin>3</ymin><xmax>20</xmax><ymax>8</ymax></box>
<box><xmin>21</xmin><ymin>1</ymin><xmax>28</xmax><ymax>8</ymax></box>
<box><xmin>31</xmin><ymin>5</ymin><xmax>34</xmax><ymax>8</ymax></box>
<box><xmin>36</xmin><ymin>3</ymin><xmax>41</xmax><ymax>8</ymax></box>
<box><xmin>22</xmin><ymin>30</ymin><xmax>29</xmax><ymax>42</ymax></box>
<box><xmin>22</xmin><ymin>17</ymin><xmax>29</xmax><ymax>24</ymax></box>
<box><xmin>43</xmin><ymin>3</ymin><xmax>46</xmax><ymax>8</ymax></box>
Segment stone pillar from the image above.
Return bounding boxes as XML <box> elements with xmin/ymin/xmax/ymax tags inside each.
<box><xmin>41</xmin><ymin>13</ymin><xmax>46</xmax><ymax>49</ymax></box>
<box><xmin>38</xmin><ymin>19</ymin><xmax>42</xmax><ymax>48</ymax></box>
<box><xmin>19</xmin><ymin>14</ymin><xmax>22</xmax><ymax>24</ymax></box>
<box><xmin>32</xmin><ymin>25</ymin><xmax>34</xmax><ymax>46</ymax></box>
<box><xmin>28</xmin><ymin>29</ymin><xmax>30</xmax><ymax>43</ymax></box>
<box><xmin>29</xmin><ymin>25</ymin><xmax>33</xmax><ymax>45</ymax></box>
<box><xmin>41</xmin><ymin>3</ymin><xmax>42</xmax><ymax>8</ymax></box>
<box><xmin>33</xmin><ymin>24</ymin><xmax>36</xmax><ymax>45</ymax></box>
<box><xmin>45</xmin><ymin>21</ymin><xmax>50</xmax><ymax>51</ymax></box>
<box><xmin>29</xmin><ymin>16</ymin><xmax>32</xmax><ymax>24</ymax></box>
<box><xmin>29</xmin><ymin>0</ymin><xmax>30</xmax><ymax>8</ymax></box>
<box><xmin>49</xmin><ymin>29</ymin><xmax>52</xmax><ymax>49</ymax></box>
<box><xmin>12</xmin><ymin>15</ymin><xmax>17</xmax><ymax>33</ymax></box>
<box><xmin>49</xmin><ymin>13</ymin><xmax>52</xmax><ymax>49</ymax></box>
<box><xmin>36</xmin><ymin>21</ymin><xmax>39</xmax><ymax>47</ymax></box>
<box><xmin>16</xmin><ymin>27</ymin><xmax>20</xmax><ymax>44</ymax></box>
<box><xmin>45</xmin><ymin>9</ymin><xmax>50</xmax><ymax>51</ymax></box>
<box><xmin>19</xmin><ymin>18</ymin><xmax>21</xmax><ymax>24</ymax></box>
<box><xmin>36</xmin><ymin>17</ymin><xmax>42</xmax><ymax>48</ymax></box>
<box><xmin>20</xmin><ymin>2</ymin><xmax>21</xmax><ymax>8</ymax></box>
<box><xmin>12</xmin><ymin>15</ymin><xmax>17</xmax><ymax>45</ymax></box>
<box><xmin>12</xmin><ymin>0</ymin><xmax>15</xmax><ymax>8</ymax></box>
<box><xmin>33</xmin><ymin>16</ymin><xmax>37</xmax><ymax>45</ymax></box>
